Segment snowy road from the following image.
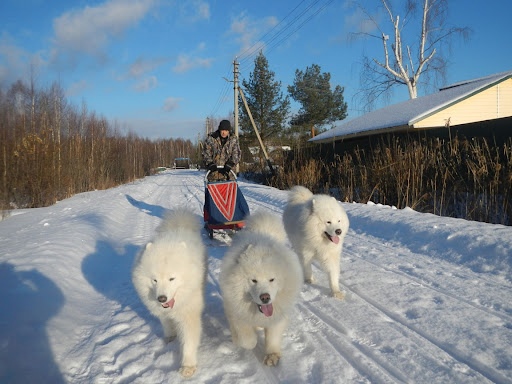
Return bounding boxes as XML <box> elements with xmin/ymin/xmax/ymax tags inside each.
<box><xmin>1</xmin><ymin>169</ymin><xmax>511</xmax><ymax>383</ymax></box>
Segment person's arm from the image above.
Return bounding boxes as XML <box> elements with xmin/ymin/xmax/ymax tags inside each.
<box><xmin>222</xmin><ymin>136</ymin><xmax>240</xmax><ymax>174</ymax></box>
<box><xmin>227</xmin><ymin>136</ymin><xmax>241</xmax><ymax>166</ymax></box>
<box><xmin>202</xmin><ymin>136</ymin><xmax>215</xmax><ymax>168</ymax></box>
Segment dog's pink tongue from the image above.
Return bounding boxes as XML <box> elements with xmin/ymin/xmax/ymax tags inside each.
<box><xmin>331</xmin><ymin>235</ymin><xmax>340</xmax><ymax>244</ymax></box>
<box><xmin>261</xmin><ymin>303</ymin><xmax>273</xmax><ymax>317</ymax></box>
<box><xmin>162</xmin><ymin>298</ymin><xmax>175</xmax><ymax>309</ymax></box>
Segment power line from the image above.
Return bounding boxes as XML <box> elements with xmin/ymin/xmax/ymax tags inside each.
<box><xmin>208</xmin><ymin>0</ymin><xmax>334</xmax><ymax>119</ymax></box>
<box><xmin>238</xmin><ymin>0</ymin><xmax>332</xmax><ymax>72</ymax></box>
<box><xmin>263</xmin><ymin>0</ymin><xmax>335</xmax><ymax>60</ymax></box>
<box><xmin>236</xmin><ymin>0</ymin><xmax>312</xmax><ymax>65</ymax></box>
<box><xmin>208</xmin><ymin>66</ymin><xmax>233</xmax><ymax>118</ymax></box>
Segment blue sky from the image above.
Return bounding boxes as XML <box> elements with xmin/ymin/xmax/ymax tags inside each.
<box><xmin>1</xmin><ymin>0</ymin><xmax>511</xmax><ymax>142</ymax></box>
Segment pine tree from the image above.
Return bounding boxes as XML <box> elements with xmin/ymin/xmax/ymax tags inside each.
<box><xmin>288</xmin><ymin>64</ymin><xmax>348</xmax><ymax>138</ymax></box>
<box><xmin>238</xmin><ymin>51</ymin><xmax>290</xmax><ymax>145</ymax></box>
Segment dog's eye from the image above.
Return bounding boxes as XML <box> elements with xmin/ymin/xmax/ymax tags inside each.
<box><xmin>327</xmin><ymin>221</ymin><xmax>331</xmax><ymax>224</ymax></box>
<box><xmin>269</xmin><ymin>278</ymin><xmax>275</xmax><ymax>282</ymax></box>
<box><xmin>152</xmin><ymin>279</ymin><xmax>157</xmax><ymax>283</ymax></box>
<box><xmin>169</xmin><ymin>277</ymin><xmax>175</xmax><ymax>282</ymax></box>
<box><xmin>251</xmin><ymin>279</ymin><xmax>257</xmax><ymax>283</ymax></box>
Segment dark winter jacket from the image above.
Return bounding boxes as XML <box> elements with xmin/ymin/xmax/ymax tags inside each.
<box><xmin>202</xmin><ymin>130</ymin><xmax>241</xmax><ymax>168</ymax></box>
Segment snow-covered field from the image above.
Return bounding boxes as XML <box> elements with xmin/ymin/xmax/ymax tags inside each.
<box><xmin>1</xmin><ymin>169</ymin><xmax>511</xmax><ymax>383</ymax></box>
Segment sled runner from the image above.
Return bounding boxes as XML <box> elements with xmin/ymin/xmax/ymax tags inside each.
<box><xmin>203</xmin><ymin>167</ymin><xmax>250</xmax><ymax>239</ymax></box>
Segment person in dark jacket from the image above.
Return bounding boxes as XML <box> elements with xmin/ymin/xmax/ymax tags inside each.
<box><xmin>202</xmin><ymin>120</ymin><xmax>241</xmax><ymax>180</ymax></box>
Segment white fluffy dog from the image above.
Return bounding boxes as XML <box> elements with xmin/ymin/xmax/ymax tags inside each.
<box><xmin>219</xmin><ymin>211</ymin><xmax>303</xmax><ymax>366</ymax></box>
<box><xmin>283</xmin><ymin>186</ymin><xmax>349</xmax><ymax>299</ymax></box>
<box><xmin>132</xmin><ymin>208</ymin><xmax>206</xmax><ymax>378</ymax></box>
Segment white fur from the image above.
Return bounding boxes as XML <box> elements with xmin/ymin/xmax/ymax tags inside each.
<box><xmin>132</xmin><ymin>208</ymin><xmax>206</xmax><ymax>378</ymax></box>
<box><xmin>242</xmin><ymin>209</ymin><xmax>288</xmax><ymax>243</ymax></box>
<box><xmin>219</xmin><ymin>211</ymin><xmax>303</xmax><ymax>366</ymax></box>
<box><xmin>283</xmin><ymin>186</ymin><xmax>349</xmax><ymax>299</ymax></box>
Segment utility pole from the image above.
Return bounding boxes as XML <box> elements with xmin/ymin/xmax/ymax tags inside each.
<box><xmin>239</xmin><ymin>87</ymin><xmax>274</xmax><ymax>176</ymax></box>
<box><xmin>233</xmin><ymin>59</ymin><xmax>239</xmax><ymax>173</ymax></box>
<box><xmin>226</xmin><ymin>59</ymin><xmax>274</xmax><ymax>176</ymax></box>
<box><xmin>233</xmin><ymin>59</ymin><xmax>239</xmax><ymax>138</ymax></box>
<box><xmin>205</xmin><ymin>117</ymin><xmax>211</xmax><ymax>135</ymax></box>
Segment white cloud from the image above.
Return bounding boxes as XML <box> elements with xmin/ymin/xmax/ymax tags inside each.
<box><xmin>120</xmin><ymin>116</ymin><xmax>202</xmax><ymax>141</ymax></box>
<box><xmin>134</xmin><ymin>76</ymin><xmax>157</xmax><ymax>92</ymax></box>
<box><xmin>0</xmin><ymin>34</ymin><xmax>25</xmax><ymax>83</ymax></box>
<box><xmin>51</xmin><ymin>0</ymin><xmax>157</xmax><ymax>63</ymax></box>
<box><xmin>171</xmin><ymin>42</ymin><xmax>213</xmax><ymax>74</ymax></box>
<box><xmin>66</xmin><ymin>80</ymin><xmax>89</xmax><ymax>96</ymax></box>
<box><xmin>129</xmin><ymin>57</ymin><xmax>166</xmax><ymax>78</ymax></box>
<box><xmin>162</xmin><ymin>97</ymin><xmax>181</xmax><ymax>112</ymax></box>
<box><xmin>196</xmin><ymin>1</ymin><xmax>210</xmax><ymax>20</ymax></box>
<box><xmin>229</xmin><ymin>13</ymin><xmax>278</xmax><ymax>56</ymax></box>
<box><xmin>341</xmin><ymin>1</ymin><xmax>380</xmax><ymax>39</ymax></box>
<box><xmin>172</xmin><ymin>54</ymin><xmax>213</xmax><ymax>74</ymax></box>
<box><xmin>0</xmin><ymin>32</ymin><xmax>45</xmax><ymax>85</ymax></box>
<box><xmin>178</xmin><ymin>1</ymin><xmax>210</xmax><ymax>22</ymax></box>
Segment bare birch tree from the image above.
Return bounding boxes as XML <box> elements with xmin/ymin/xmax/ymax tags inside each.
<box><xmin>352</xmin><ymin>0</ymin><xmax>471</xmax><ymax>110</ymax></box>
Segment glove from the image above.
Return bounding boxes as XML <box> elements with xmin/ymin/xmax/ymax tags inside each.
<box><xmin>223</xmin><ymin>161</ymin><xmax>234</xmax><ymax>174</ymax></box>
<box><xmin>207</xmin><ymin>163</ymin><xmax>217</xmax><ymax>172</ymax></box>
<box><xmin>223</xmin><ymin>164</ymin><xmax>232</xmax><ymax>175</ymax></box>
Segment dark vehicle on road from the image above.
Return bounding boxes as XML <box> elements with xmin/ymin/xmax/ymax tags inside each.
<box><xmin>174</xmin><ymin>157</ymin><xmax>191</xmax><ymax>169</ymax></box>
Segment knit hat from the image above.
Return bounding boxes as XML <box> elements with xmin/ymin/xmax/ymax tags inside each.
<box><xmin>218</xmin><ymin>120</ymin><xmax>231</xmax><ymax>131</ymax></box>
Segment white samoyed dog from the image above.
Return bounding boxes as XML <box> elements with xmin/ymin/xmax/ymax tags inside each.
<box><xmin>132</xmin><ymin>208</ymin><xmax>206</xmax><ymax>378</ymax></box>
<box><xmin>219</xmin><ymin>211</ymin><xmax>303</xmax><ymax>366</ymax></box>
<box><xmin>283</xmin><ymin>186</ymin><xmax>349</xmax><ymax>299</ymax></box>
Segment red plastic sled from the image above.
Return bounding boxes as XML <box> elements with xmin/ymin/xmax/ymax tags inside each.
<box><xmin>203</xmin><ymin>168</ymin><xmax>250</xmax><ymax>239</ymax></box>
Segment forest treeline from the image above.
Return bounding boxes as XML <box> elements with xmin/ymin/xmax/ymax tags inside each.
<box><xmin>2</xmin><ymin>78</ymin><xmax>511</xmax><ymax>226</ymax></box>
<box><xmin>0</xmin><ymin>80</ymin><xmax>193</xmax><ymax>210</ymax></box>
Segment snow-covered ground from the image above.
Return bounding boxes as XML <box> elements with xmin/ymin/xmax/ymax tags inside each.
<box><xmin>1</xmin><ymin>169</ymin><xmax>511</xmax><ymax>384</ymax></box>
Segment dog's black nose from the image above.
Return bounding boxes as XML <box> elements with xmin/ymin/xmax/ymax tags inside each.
<box><xmin>260</xmin><ymin>293</ymin><xmax>270</xmax><ymax>304</ymax></box>
<box><xmin>158</xmin><ymin>295</ymin><xmax>168</xmax><ymax>303</ymax></box>
<box><xmin>335</xmin><ymin>229</ymin><xmax>342</xmax><ymax>235</ymax></box>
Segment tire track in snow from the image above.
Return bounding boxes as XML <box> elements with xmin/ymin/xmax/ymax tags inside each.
<box><xmin>166</xmin><ymin>171</ymin><xmax>207</xmax><ymax>212</ymax></box>
<box><xmin>347</xmin><ymin>228</ymin><xmax>512</xmax><ymax>305</ymax></box>
<box><xmin>298</xmin><ymin>278</ymin><xmax>498</xmax><ymax>384</ymax></box>
<box><xmin>339</xmin><ymin>235</ymin><xmax>512</xmax><ymax>384</ymax></box>
<box><xmin>342</xmin><ymin>231</ymin><xmax>512</xmax><ymax>324</ymax></box>
<box><xmin>345</xmin><ymin>236</ymin><xmax>512</xmax><ymax>324</ymax></box>
<box><xmin>340</xmin><ymin>278</ymin><xmax>511</xmax><ymax>384</ymax></box>
<box><xmin>296</xmin><ymin>300</ymin><xmax>409</xmax><ymax>384</ymax></box>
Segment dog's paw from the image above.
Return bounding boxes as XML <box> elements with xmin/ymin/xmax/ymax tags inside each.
<box><xmin>263</xmin><ymin>353</ymin><xmax>281</xmax><ymax>366</ymax></box>
<box><xmin>179</xmin><ymin>365</ymin><xmax>197</xmax><ymax>378</ymax></box>
<box><xmin>332</xmin><ymin>291</ymin><xmax>345</xmax><ymax>300</ymax></box>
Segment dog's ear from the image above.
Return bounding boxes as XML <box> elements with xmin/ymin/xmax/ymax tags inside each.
<box><xmin>145</xmin><ymin>242</ymin><xmax>153</xmax><ymax>250</ymax></box>
<box><xmin>310</xmin><ymin>198</ymin><xmax>316</xmax><ymax>213</ymax></box>
<box><xmin>245</xmin><ymin>244</ymin><xmax>252</xmax><ymax>252</ymax></box>
<box><xmin>236</xmin><ymin>244</ymin><xmax>252</xmax><ymax>264</ymax></box>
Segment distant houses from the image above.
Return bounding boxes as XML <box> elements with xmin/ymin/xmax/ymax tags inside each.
<box><xmin>310</xmin><ymin>70</ymin><xmax>512</xmax><ymax>146</ymax></box>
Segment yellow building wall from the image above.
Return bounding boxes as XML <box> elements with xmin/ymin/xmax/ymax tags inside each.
<box><xmin>414</xmin><ymin>78</ymin><xmax>512</xmax><ymax>128</ymax></box>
